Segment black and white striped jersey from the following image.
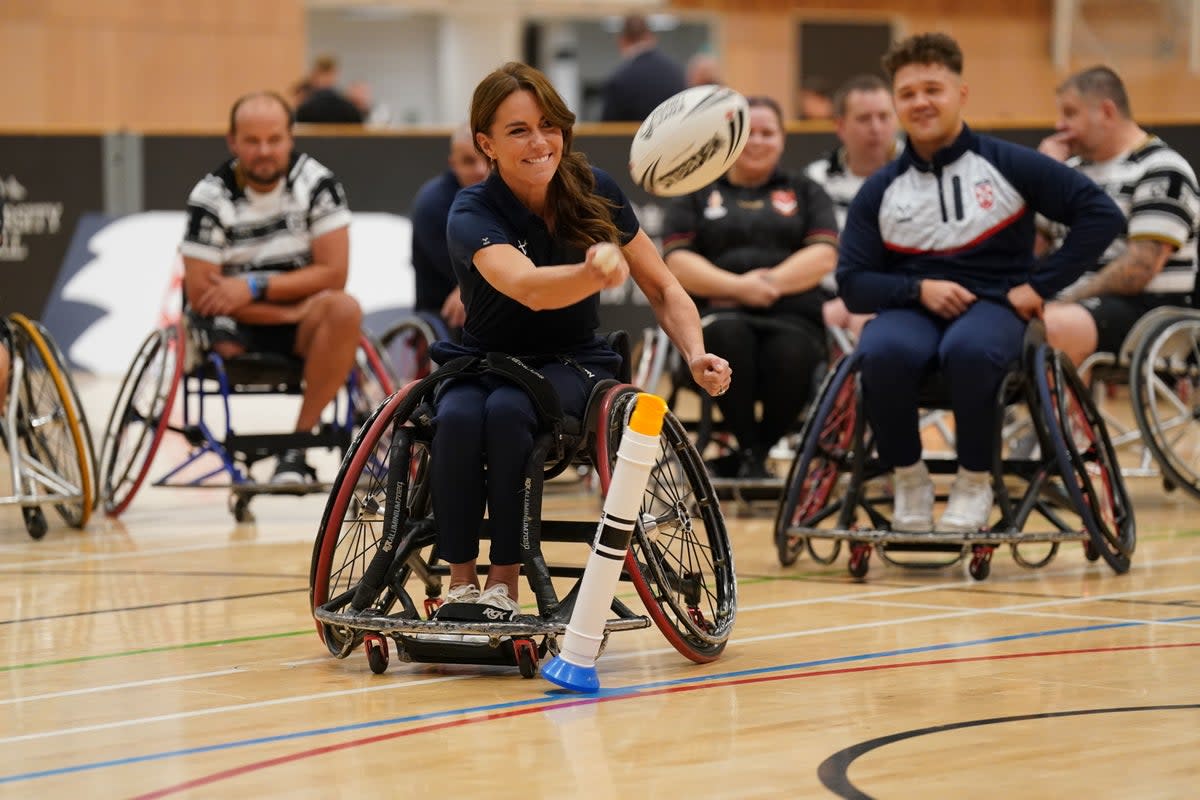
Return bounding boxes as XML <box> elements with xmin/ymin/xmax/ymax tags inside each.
<box><xmin>1043</xmin><ymin>136</ymin><xmax>1199</xmax><ymax>295</ymax></box>
<box><xmin>180</xmin><ymin>153</ymin><xmax>350</xmax><ymax>277</ymax></box>
<box><xmin>804</xmin><ymin>141</ymin><xmax>902</xmax><ymax>233</ymax></box>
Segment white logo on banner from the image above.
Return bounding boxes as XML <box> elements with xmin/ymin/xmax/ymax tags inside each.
<box><xmin>0</xmin><ymin>175</ymin><xmax>65</xmax><ymax>262</ymax></box>
<box><xmin>62</xmin><ymin>211</ymin><xmax>416</xmax><ymax>375</ymax></box>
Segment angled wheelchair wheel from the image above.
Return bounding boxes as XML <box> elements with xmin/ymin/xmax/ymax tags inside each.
<box><xmin>379</xmin><ymin>312</ymin><xmax>448</xmax><ymax>384</ymax></box>
<box><xmin>1129</xmin><ymin>314</ymin><xmax>1200</xmax><ymax>501</ymax></box>
<box><xmin>310</xmin><ymin>384</ymin><xmax>428</xmax><ymax>656</ymax></box>
<box><xmin>597</xmin><ymin>385</ymin><xmax>736</xmax><ymax>663</ymax></box>
<box><xmin>99</xmin><ymin>324</ymin><xmax>183</xmax><ymax>516</ymax></box>
<box><xmin>349</xmin><ymin>331</ymin><xmax>399</xmax><ymax>426</ymax></box>
<box><xmin>774</xmin><ymin>355</ymin><xmax>859</xmax><ymax>567</ymax></box>
<box><xmin>1037</xmin><ymin>347</ymin><xmax>1135</xmax><ymax>573</ymax></box>
<box><xmin>7</xmin><ymin>314</ymin><xmax>94</xmax><ymax>528</ymax></box>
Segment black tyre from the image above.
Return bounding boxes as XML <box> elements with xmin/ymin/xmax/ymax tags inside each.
<box><xmin>1129</xmin><ymin>315</ymin><xmax>1200</xmax><ymax>501</ymax></box>
<box><xmin>1037</xmin><ymin>347</ymin><xmax>1135</xmax><ymax>573</ymax></box>
<box><xmin>774</xmin><ymin>355</ymin><xmax>859</xmax><ymax>567</ymax></box>
<box><xmin>98</xmin><ymin>325</ymin><xmax>182</xmax><ymax>516</ymax></box>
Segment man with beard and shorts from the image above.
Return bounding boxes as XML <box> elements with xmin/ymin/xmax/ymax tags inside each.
<box><xmin>180</xmin><ymin>91</ymin><xmax>362</xmax><ymax>484</ymax></box>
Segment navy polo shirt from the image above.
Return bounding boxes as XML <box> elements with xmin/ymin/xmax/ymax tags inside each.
<box><xmin>447</xmin><ymin>167</ymin><xmax>639</xmax><ymax>355</ymax></box>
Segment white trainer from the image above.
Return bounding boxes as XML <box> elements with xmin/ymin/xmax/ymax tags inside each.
<box><xmin>476</xmin><ymin>584</ymin><xmax>521</xmax><ymax>615</ymax></box>
<box><xmin>445</xmin><ymin>584</ymin><xmax>480</xmax><ymax>604</ymax></box>
<box><xmin>892</xmin><ymin>462</ymin><xmax>934</xmax><ymax>532</ymax></box>
<box><xmin>938</xmin><ymin>472</ymin><xmax>994</xmax><ymax>533</ymax></box>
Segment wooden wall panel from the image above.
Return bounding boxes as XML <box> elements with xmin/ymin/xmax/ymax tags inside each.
<box><xmin>0</xmin><ymin>0</ymin><xmax>305</xmax><ymax>129</ymax></box>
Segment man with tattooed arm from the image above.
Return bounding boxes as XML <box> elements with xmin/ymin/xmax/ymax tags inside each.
<box><xmin>1040</xmin><ymin>66</ymin><xmax>1200</xmax><ymax>365</ymax></box>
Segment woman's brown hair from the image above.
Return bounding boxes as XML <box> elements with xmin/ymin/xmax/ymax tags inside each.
<box><xmin>470</xmin><ymin>62</ymin><xmax>621</xmax><ymax>249</ymax></box>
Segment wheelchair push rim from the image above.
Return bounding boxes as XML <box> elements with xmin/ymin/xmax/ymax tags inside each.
<box><xmin>99</xmin><ymin>322</ymin><xmax>184</xmax><ymax>517</ymax></box>
<box><xmin>6</xmin><ymin>313</ymin><xmax>95</xmax><ymax>528</ymax></box>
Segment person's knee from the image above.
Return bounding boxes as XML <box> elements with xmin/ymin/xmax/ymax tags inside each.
<box><xmin>321</xmin><ymin>290</ymin><xmax>363</xmax><ymax>331</ymax></box>
<box><xmin>1044</xmin><ymin>301</ymin><xmax>1098</xmax><ymax>362</ymax></box>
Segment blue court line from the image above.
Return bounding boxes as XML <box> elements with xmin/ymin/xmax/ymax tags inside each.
<box><xmin>4</xmin><ymin>613</ymin><xmax>1199</xmax><ymax>786</ymax></box>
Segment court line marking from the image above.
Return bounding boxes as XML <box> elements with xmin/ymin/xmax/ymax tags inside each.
<box><xmin>0</xmin><ymin>668</ymin><xmax>245</xmax><ymax>706</ymax></box>
<box><xmin>129</xmin><ymin>640</ymin><xmax>1200</xmax><ymax>799</ymax></box>
<box><xmin>845</xmin><ymin>597</ymin><xmax>1200</xmax><ymax>629</ymax></box>
<box><xmin>0</xmin><ymin>587</ymin><xmax>306</xmax><ymax>626</ymax></box>
<box><xmin>4</xmin><ymin>591</ymin><xmax>1198</xmax><ymax>747</ymax></box>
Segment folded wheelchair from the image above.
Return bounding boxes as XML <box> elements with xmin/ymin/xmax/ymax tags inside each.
<box><xmin>774</xmin><ymin>323</ymin><xmax>1135</xmax><ymax>580</ymax></box>
<box><xmin>308</xmin><ymin>334</ymin><xmax>737</xmax><ymax>677</ymax></box>
<box><xmin>0</xmin><ymin>314</ymin><xmax>96</xmax><ymax>538</ymax></box>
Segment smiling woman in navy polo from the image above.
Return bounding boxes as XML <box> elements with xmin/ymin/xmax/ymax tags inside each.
<box><xmin>429</xmin><ymin>62</ymin><xmax>731</xmax><ymax>613</ymax></box>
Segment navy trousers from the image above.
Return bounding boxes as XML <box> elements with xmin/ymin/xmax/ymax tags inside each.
<box><xmin>855</xmin><ymin>301</ymin><xmax>1026</xmax><ymax>472</ymax></box>
<box><xmin>429</xmin><ymin>348</ymin><xmax>618</xmax><ymax>565</ymax></box>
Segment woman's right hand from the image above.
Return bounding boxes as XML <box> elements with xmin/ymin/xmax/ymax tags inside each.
<box><xmin>736</xmin><ymin>269</ymin><xmax>781</xmax><ymax>308</ymax></box>
<box><xmin>586</xmin><ymin>243</ymin><xmax>629</xmax><ymax>290</ymax></box>
<box><xmin>689</xmin><ymin>352</ymin><xmax>732</xmax><ymax>397</ymax></box>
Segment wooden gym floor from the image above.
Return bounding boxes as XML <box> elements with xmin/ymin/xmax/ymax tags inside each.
<box><xmin>1</xmin><ymin>375</ymin><xmax>1198</xmax><ymax>799</ymax></box>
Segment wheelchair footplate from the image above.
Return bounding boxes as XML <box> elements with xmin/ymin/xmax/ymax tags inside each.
<box><xmin>313</xmin><ymin>603</ymin><xmax>651</xmax><ymax>676</ymax></box>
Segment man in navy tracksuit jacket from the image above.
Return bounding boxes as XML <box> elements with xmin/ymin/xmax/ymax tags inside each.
<box><xmin>837</xmin><ymin>33</ymin><xmax>1124</xmax><ymax>533</ymax></box>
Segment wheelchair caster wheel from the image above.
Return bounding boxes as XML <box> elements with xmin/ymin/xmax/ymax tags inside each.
<box><xmin>365</xmin><ymin>634</ymin><xmax>390</xmax><ymax>674</ymax></box>
<box><xmin>1083</xmin><ymin>540</ymin><xmax>1101</xmax><ymax>562</ymax></box>
<box><xmin>847</xmin><ymin>544</ymin><xmax>871</xmax><ymax>579</ymax></box>
<box><xmin>514</xmin><ymin>639</ymin><xmax>538</xmax><ymax>679</ymax></box>
<box><xmin>231</xmin><ymin>496</ymin><xmax>254</xmax><ymax>523</ymax></box>
<box><xmin>969</xmin><ymin>545</ymin><xmax>993</xmax><ymax>580</ymax></box>
<box><xmin>22</xmin><ymin>507</ymin><xmax>48</xmax><ymax>540</ymax></box>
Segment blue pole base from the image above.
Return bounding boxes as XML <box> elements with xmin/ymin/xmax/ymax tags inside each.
<box><xmin>541</xmin><ymin>656</ymin><xmax>600</xmax><ymax>693</ymax></box>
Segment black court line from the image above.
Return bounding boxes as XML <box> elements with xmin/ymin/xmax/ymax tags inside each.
<box><xmin>949</xmin><ymin>585</ymin><xmax>1200</xmax><ymax>609</ymax></box>
<box><xmin>20</xmin><ymin>568</ymin><xmax>308</xmax><ymax>579</ymax></box>
<box><xmin>817</xmin><ymin>704</ymin><xmax>1200</xmax><ymax>799</ymax></box>
<box><xmin>0</xmin><ymin>588</ymin><xmax>305</xmax><ymax>626</ymax></box>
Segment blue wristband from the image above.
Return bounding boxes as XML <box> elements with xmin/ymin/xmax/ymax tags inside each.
<box><xmin>246</xmin><ymin>274</ymin><xmax>266</xmax><ymax>301</ymax></box>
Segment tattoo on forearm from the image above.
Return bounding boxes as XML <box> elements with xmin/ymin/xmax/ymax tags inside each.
<box><xmin>1075</xmin><ymin>240</ymin><xmax>1166</xmax><ymax>299</ymax></box>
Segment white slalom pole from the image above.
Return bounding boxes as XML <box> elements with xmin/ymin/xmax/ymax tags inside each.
<box><xmin>541</xmin><ymin>392</ymin><xmax>666</xmax><ymax>693</ymax></box>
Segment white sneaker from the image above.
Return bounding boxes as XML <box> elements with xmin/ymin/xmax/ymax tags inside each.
<box><xmin>937</xmin><ymin>471</ymin><xmax>994</xmax><ymax>533</ymax></box>
<box><xmin>892</xmin><ymin>462</ymin><xmax>934</xmax><ymax>532</ymax></box>
<box><xmin>445</xmin><ymin>584</ymin><xmax>480</xmax><ymax>604</ymax></box>
<box><xmin>476</xmin><ymin>584</ymin><xmax>521</xmax><ymax>615</ymax></box>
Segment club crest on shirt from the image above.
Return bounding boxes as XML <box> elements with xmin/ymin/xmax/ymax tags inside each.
<box><xmin>771</xmin><ymin>189</ymin><xmax>798</xmax><ymax>216</ymax></box>
<box><xmin>974</xmin><ymin>179</ymin><xmax>995</xmax><ymax>211</ymax></box>
<box><xmin>703</xmin><ymin>189</ymin><xmax>727</xmax><ymax>220</ymax></box>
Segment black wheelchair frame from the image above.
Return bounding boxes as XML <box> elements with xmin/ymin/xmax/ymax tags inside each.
<box><xmin>308</xmin><ymin>337</ymin><xmax>738</xmax><ymax>677</ymax></box>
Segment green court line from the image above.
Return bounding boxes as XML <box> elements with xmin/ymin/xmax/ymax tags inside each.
<box><xmin>2</xmin><ymin>629</ymin><xmax>311</xmax><ymax>672</ymax></box>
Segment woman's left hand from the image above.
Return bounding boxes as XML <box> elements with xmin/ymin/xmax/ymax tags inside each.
<box><xmin>690</xmin><ymin>353</ymin><xmax>732</xmax><ymax>397</ymax></box>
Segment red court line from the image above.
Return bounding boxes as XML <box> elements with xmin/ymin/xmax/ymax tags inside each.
<box><xmin>133</xmin><ymin>640</ymin><xmax>1200</xmax><ymax>799</ymax></box>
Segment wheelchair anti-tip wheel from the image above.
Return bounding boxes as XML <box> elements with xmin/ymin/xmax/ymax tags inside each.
<box><xmin>598</xmin><ymin>385</ymin><xmax>737</xmax><ymax>664</ymax></box>
<box><xmin>99</xmin><ymin>323</ymin><xmax>183</xmax><ymax>517</ymax></box>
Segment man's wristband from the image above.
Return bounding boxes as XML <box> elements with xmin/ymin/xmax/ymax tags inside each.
<box><xmin>246</xmin><ymin>274</ymin><xmax>267</xmax><ymax>301</ymax></box>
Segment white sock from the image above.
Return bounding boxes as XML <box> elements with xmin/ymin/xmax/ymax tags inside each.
<box><xmin>958</xmin><ymin>467</ymin><xmax>990</xmax><ymax>485</ymax></box>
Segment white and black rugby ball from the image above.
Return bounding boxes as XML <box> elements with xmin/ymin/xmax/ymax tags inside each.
<box><xmin>629</xmin><ymin>85</ymin><xmax>750</xmax><ymax>197</ymax></box>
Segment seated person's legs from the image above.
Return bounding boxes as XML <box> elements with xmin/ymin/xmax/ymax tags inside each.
<box><xmin>431</xmin><ymin>355</ymin><xmax>616</xmax><ymax>612</ymax></box>
<box><xmin>856</xmin><ymin>309</ymin><xmax>940</xmax><ymax>530</ymax></box>
<box><xmin>1046</xmin><ymin>293</ymin><xmax>1188</xmax><ymax>367</ymax></box>
<box><xmin>937</xmin><ymin>300</ymin><xmax>1026</xmax><ymax>532</ymax></box>
<box><xmin>702</xmin><ymin>315</ymin><xmax>760</xmax><ymax>476</ymax></box>
<box><xmin>754</xmin><ymin>321</ymin><xmax>826</xmax><ymax>473</ymax></box>
<box><xmin>188</xmin><ymin>289</ymin><xmax>364</xmax><ymax>483</ymax></box>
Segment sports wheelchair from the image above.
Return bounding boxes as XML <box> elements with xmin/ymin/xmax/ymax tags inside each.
<box><xmin>0</xmin><ymin>314</ymin><xmax>96</xmax><ymax>538</ymax></box>
<box><xmin>308</xmin><ymin>333</ymin><xmax>737</xmax><ymax>677</ymax></box>
<box><xmin>377</xmin><ymin>309</ymin><xmax>452</xmax><ymax>384</ymax></box>
<box><xmin>774</xmin><ymin>323</ymin><xmax>1135</xmax><ymax>580</ymax></box>
<box><xmin>98</xmin><ymin>316</ymin><xmax>395</xmax><ymax>521</ymax></box>
<box><xmin>1077</xmin><ymin>305</ymin><xmax>1200</xmax><ymax>499</ymax></box>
